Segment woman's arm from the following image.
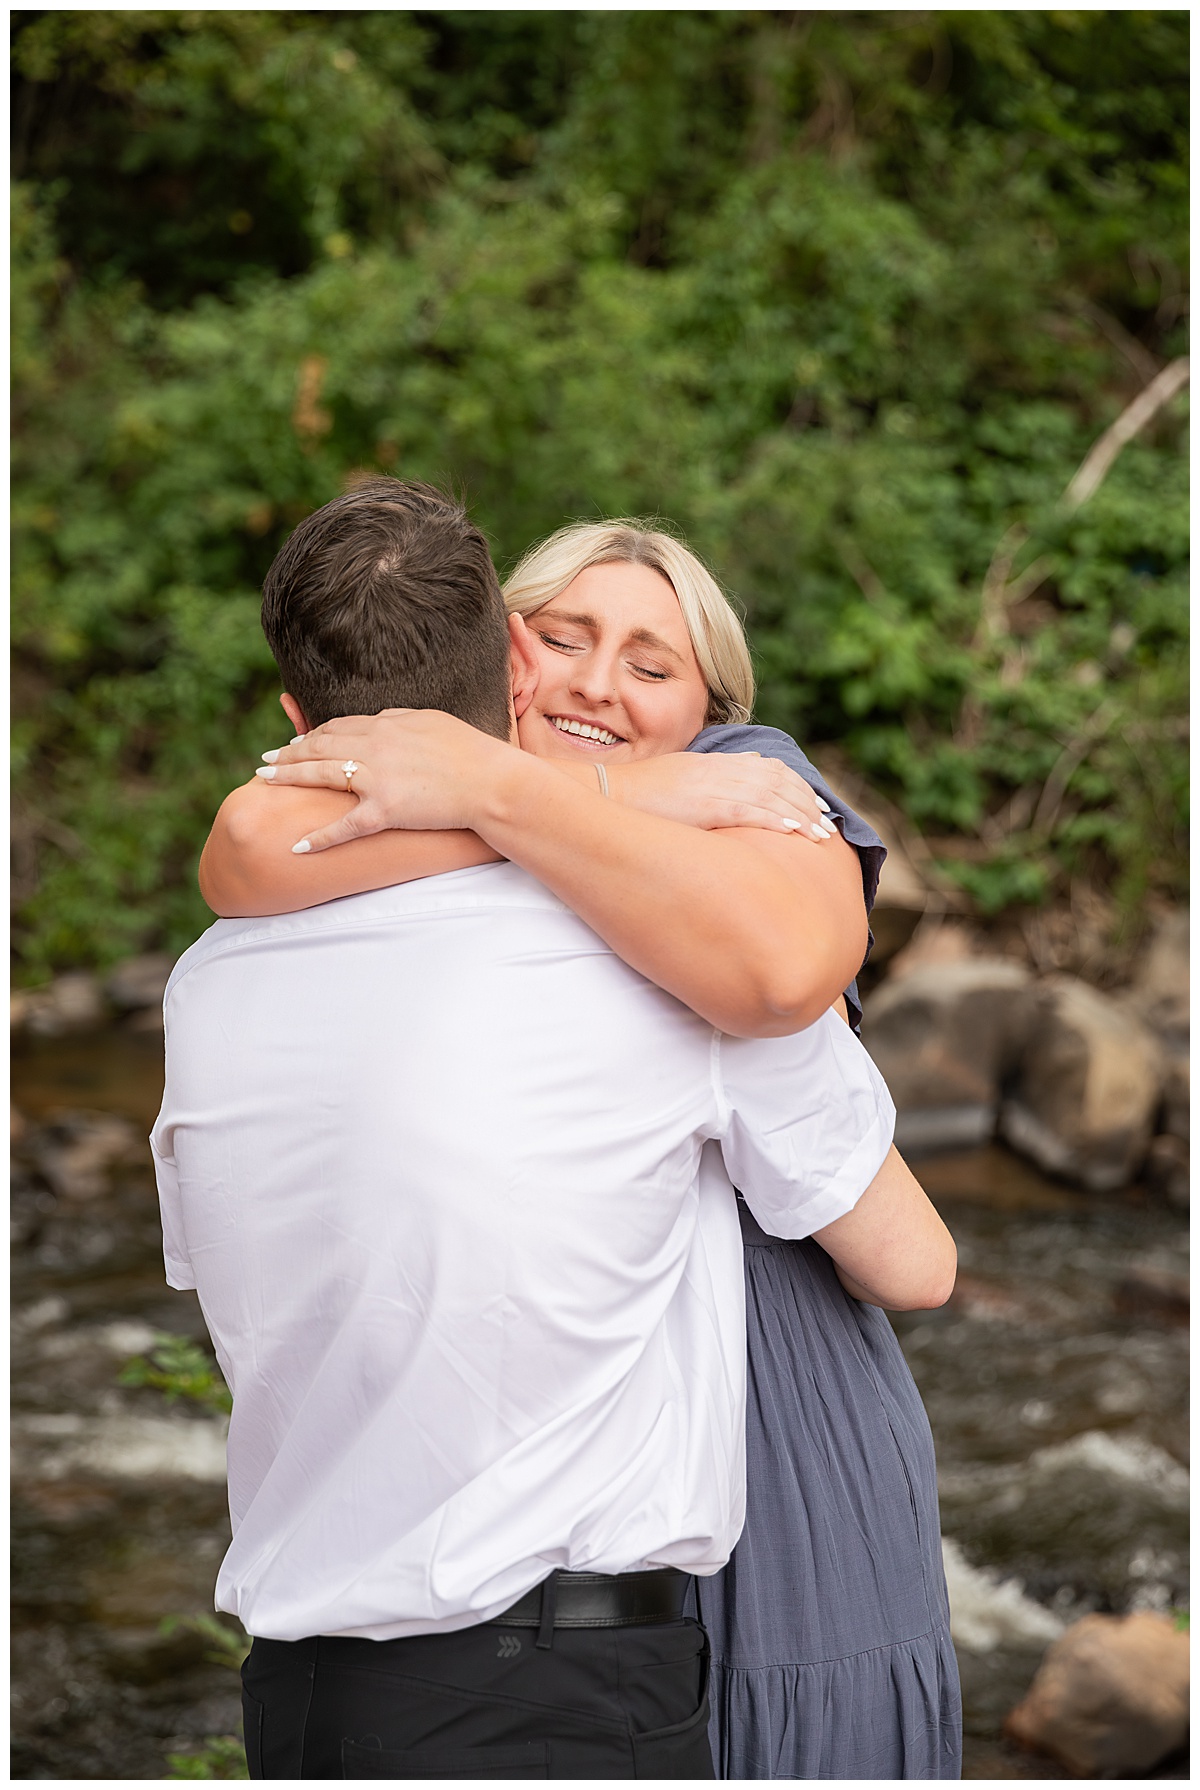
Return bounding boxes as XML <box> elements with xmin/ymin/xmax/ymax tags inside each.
<box><xmin>199</xmin><ymin>745</ymin><xmax>837</xmax><ymax>918</ymax></box>
<box><xmin>251</xmin><ymin>712</ymin><xmax>867</xmax><ymax>1038</ymax></box>
<box><xmin>199</xmin><ymin>782</ymin><xmax>501</xmax><ymax>916</ymax></box>
<box><xmin>812</xmin><ymin>1146</ymin><xmax>957</xmax><ymax>1311</ymax></box>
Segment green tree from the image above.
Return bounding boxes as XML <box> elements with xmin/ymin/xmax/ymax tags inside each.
<box><xmin>11</xmin><ymin>11</ymin><xmax>1188</xmax><ymax>977</ymax></box>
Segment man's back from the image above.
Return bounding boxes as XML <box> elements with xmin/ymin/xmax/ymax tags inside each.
<box><xmin>153</xmin><ymin>862</ymin><xmax>893</xmax><ymax>1643</ymax></box>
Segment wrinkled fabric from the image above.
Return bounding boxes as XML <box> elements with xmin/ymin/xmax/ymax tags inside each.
<box><xmin>693</xmin><ymin>1206</ymin><xmax>962</xmax><ymax>1780</ymax></box>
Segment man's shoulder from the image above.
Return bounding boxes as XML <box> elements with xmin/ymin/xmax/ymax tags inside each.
<box><xmin>166</xmin><ymin>863</ymin><xmax>577</xmax><ymax>996</ymax></box>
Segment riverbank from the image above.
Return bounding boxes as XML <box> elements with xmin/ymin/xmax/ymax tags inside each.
<box><xmin>11</xmin><ymin>1018</ymin><xmax>1189</xmax><ymax>1779</ymax></box>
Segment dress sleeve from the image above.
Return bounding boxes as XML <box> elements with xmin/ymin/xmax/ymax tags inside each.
<box><xmin>687</xmin><ymin>722</ymin><xmax>886</xmax><ymax>1031</ymax></box>
<box><xmin>712</xmin><ymin>1009</ymin><xmax>896</xmax><ymax>1238</ymax></box>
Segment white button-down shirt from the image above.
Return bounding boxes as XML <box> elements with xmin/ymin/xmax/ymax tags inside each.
<box><xmin>152</xmin><ymin>863</ymin><xmax>894</xmax><ymax>1642</ymax></box>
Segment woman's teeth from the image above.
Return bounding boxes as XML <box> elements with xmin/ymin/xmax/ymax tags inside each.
<box><xmin>549</xmin><ymin>717</ymin><xmax>621</xmax><ymax>746</ymax></box>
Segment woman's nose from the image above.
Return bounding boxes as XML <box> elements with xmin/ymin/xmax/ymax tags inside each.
<box><xmin>568</xmin><ymin>652</ymin><xmax>618</xmax><ymax>705</ymax></box>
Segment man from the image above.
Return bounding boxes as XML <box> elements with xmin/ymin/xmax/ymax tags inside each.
<box><xmin>152</xmin><ymin>479</ymin><xmax>923</xmax><ymax>1779</ymax></box>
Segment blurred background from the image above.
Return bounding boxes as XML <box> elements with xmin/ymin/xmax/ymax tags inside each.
<box><xmin>10</xmin><ymin>10</ymin><xmax>1188</xmax><ymax>1781</ymax></box>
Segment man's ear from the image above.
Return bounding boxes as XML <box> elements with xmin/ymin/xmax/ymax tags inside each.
<box><xmin>279</xmin><ymin>692</ymin><xmax>311</xmax><ymax>736</ymax></box>
<box><xmin>508</xmin><ymin>615</ymin><xmax>539</xmax><ymax>718</ymax></box>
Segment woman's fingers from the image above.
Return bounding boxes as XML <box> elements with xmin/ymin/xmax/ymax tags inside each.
<box><xmin>723</xmin><ymin>755</ymin><xmax>834</xmax><ymax>834</ymax></box>
<box><xmin>737</xmin><ymin>776</ymin><xmax>837</xmax><ymax>839</ymax></box>
<box><xmin>255</xmin><ymin>758</ymin><xmax>391</xmax><ymax>851</ymax></box>
<box><xmin>256</xmin><ymin>759</ymin><xmax>363</xmax><ymax>791</ymax></box>
<box><xmin>291</xmin><ymin>810</ymin><xmax>383</xmax><ymax>855</ymax></box>
<box><xmin>715</xmin><ymin>790</ymin><xmax>839</xmax><ymax>839</ymax></box>
<box><xmin>772</xmin><ymin>812</ymin><xmax>839</xmax><ymax>840</ymax></box>
<box><xmin>264</xmin><ymin>730</ymin><xmax>374</xmax><ymax>767</ymax></box>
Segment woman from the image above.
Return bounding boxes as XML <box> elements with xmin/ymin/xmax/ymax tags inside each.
<box><xmin>202</xmin><ymin>520</ymin><xmax>962</xmax><ymax>1779</ymax></box>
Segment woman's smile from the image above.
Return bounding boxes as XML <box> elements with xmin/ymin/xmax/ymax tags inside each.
<box><xmin>544</xmin><ymin>712</ymin><xmax>627</xmax><ymax>751</ymax></box>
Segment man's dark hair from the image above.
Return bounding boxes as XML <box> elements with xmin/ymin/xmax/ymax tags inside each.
<box><xmin>261</xmin><ymin>478</ymin><xmax>512</xmax><ymax>738</ymax></box>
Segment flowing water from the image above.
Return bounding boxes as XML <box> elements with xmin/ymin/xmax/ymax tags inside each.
<box><xmin>11</xmin><ymin>1030</ymin><xmax>1189</xmax><ymax>1779</ymax></box>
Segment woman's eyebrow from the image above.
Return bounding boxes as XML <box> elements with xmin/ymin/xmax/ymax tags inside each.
<box><xmin>628</xmin><ymin>627</ymin><xmax>685</xmax><ymax>665</ymax></box>
<box><xmin>539</xmin><ymin>607</ymin><xmax>597</xmax><ymax>630</ymax></box>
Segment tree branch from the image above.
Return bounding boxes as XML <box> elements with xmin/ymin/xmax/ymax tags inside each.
<box><xmin>1061</xmin><ymin>358</ymin><xmax>1190</xmax><ymax>513</ymax></box>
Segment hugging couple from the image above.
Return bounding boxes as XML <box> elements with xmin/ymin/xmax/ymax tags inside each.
<box><xmin>154</xmin><ymin>479</ymin><xmax>962</xmax><ymax>1780</ymax></box>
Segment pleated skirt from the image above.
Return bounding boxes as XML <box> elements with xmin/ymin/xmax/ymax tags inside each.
<box><xmin>693</xmin><ymin>1203</ymin><xmax>962</xmax><ymax>1780</ymax></box>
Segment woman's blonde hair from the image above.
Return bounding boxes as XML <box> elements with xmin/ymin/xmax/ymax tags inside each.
<box><xmin>502</xmin><ymin>520</ymin><xmax>754</xmax><ymax>726</ymax></box>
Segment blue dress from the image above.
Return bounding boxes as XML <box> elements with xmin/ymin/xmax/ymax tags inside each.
<box><xmin>685</xmin><ymin>726</ymin><xmax>962</xmax><ymax>1780</ymax></box>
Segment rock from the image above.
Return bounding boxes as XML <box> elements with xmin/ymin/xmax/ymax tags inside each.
<box><xmin>1160</xmin><ymin>1053</ymin><xmax>1189</xmax><ymax>1140</ymax></box>
<box><xmin>11</xmin><ymin>1411</ymin><xmax>228</xmax><ymax>1483</ymax></box>
<box><xmin>862</xmin><ymin>958</ymin><xmax>1035</xmax><ymax>1153</ymax></box>
<box><xmin>28</xmin><ymin>1110</ymin><xmax>141</xmax><ymax>1201</ymax></box>
<box><xmin>1127</xmin><ymin>909</ymin><xmax>1188</xmax><ymax>1049</ymax></box>
<box><xmin>127</xmin><ymin>1005</ymin><xmax>165</xmax><ymax>1034</ymax></box>
<box><xmin>1115</xmin><ymin>1264</ymin><xmax>1189</xmax><ymax>1326</ymax></box>
<box><xmin>15</xmin><ymin>1295</ymin><xmax>70</xmax><ymax>1332</ymax></box>
<box><xmin>999</xmin><ymin>977</ymin><xmax>1163</xmax><ymax>1192</ymax></box>
<box><xmin>941</xmin><ymin>1537</ymin><xmax>1064</xmax><ymax>1654</ymax></box>
<box><xmin>868</xmin><ymin>839</ymin><xmax>930</xmax><ymax>963</ymax></box>
<box><xmin>1142</xmin><ymin>1133</ymin><xmax>1189</xmax><ymax>1209</ymax></box>
<box><xmin>104</xmin><ymin>952</ymin><xmax>174</xmax><ymax>1012</ymax></box>
<box><xmin>1004</xmin><ymin>1610</ymin><xmax>1188</xmax><ymax>1777</ymax></box>
<box><xmin>887</xmin><ymin>920</ymin><xmax>982</xmax><ymax>981</ymax></box>
<box><xmin>17</xmin><ymin>973</ymin><xmax>108</xmax><ymax>1038</ymax></box>
<box><xmin>946</xmin><ymin>1272</ymin><xmax>1042</xmax><ymax>1325</ymax></box>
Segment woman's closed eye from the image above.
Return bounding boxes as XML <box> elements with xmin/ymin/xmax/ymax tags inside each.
<box><xmin>536</xmin><ymin>629</ymin><xmax>670</xmax><ymax>681</ymax></box>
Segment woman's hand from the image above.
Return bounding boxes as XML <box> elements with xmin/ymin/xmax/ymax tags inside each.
<box><xmin>256</xmin><ymin>710</ymin><xmax>522</xmax><ymax>853</ymax></box>
<box><xmin>610</xmin><ymin>753</ymin><xmax>836</xmax><ymax>840</ymax></box>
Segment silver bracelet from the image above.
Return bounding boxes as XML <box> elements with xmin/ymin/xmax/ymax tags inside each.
<box><xmin>595</xmin><ymin>764</ymin><xmax>610</xmax><ymax>798</ymax></box>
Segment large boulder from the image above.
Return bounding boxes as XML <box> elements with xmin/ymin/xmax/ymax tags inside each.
<box><xmin>866</xmin><ymin>827</ymin><xmax>932</xmax><ymax>965</ymax></box>
<box><xmin>26</xmin><ymin>1109</ymin><xmax>142</xmax><ymax>1202</ymax></box>
<box><xmin>1004</xmin><ymin>1611</ymin><xmax>1188</xmax><ymax>1777</ymax></box>
<box><xmin>862</xmin><ymin>958</ymin><xmax>1035</xmax><ymax>1153</ymax></box>
<box><xmin>1143</xmin><ymin>1133</ymin><xmax>1188</xmax><ymax>1208</ymax></box>
<box><xmin>12</xmin><ymin>972</ymin><xmax>107</xmax><ymax>1037</ymax></box>
<box><xmin>104</xmin><ymin>952</ymin><xmax>175</xmax><ymax>1012</ymax></box>
<box><xmin>1142</xmin><ymin>1042</ymin><xmax>1188</xmax><ymax>1207</ymax></box>
<box><xmin>1126</xmin><ymin>908</ymin><xmax>1188</xmax><ymax>1050</ymax></box>
<box><xmin>1000</xmin><ymin>978</ymin><xmax>1163</xmax><ymax>1192</ymax></box>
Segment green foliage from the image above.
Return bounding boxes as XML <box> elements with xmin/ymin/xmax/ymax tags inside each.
<box><xmin>119</xmin><ymin>1333</ymin><xmax>232</xmax><ymax>1416</ymax></box>
<box><xmin>166</xmin><ymin>1735</ymin><xmax>248</xmax><ymax>1780</ymax></box>
<box><xmin>11</xmin><ymin>12</ymin><xmax>1188</xmax><ymax>976</ymax></box>
<box><xmin>157</xmin><ymin>1618</ymin><xmax>250</xmax><ymax>1776</ymax></box>
<box><xmin>160</xmin><ymin>1612</ymin><xmax>251</xmax><ymax>1672</ymax></box>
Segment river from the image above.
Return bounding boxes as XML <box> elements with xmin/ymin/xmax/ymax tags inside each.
<box><xmin>11</xmin><ymin>1027</ymin><xmax>1189</xmax><ymax>1779</ymax></box>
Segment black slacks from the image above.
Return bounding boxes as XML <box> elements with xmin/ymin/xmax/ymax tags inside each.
<box><xmin>242</xmin><ymin>1616</ymin><xmax>715</xmax><ymax>1779</ymax></box>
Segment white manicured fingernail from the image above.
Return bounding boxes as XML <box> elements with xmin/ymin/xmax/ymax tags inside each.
<box><xmin>819</xmin><ymin>823</ymin><xmax>837</xmax><ymax>839</ymax></box>
<box><xmin>291</xmin><ymin>839</ymin><xmax>312</xmax><ymax>854</ymax></box>
<box><xmin>291</xmin><ymin>734</ymin><xmax>306</xmax><ymax>744</ymax></box>
<box><xmin>781</xmin><ymin>818</ymin><xmax>804</xmax><ymax>832</ymax></box>
<box><xmin>261</xmin><ymin>749</ymin><xmax>280</xmax><ymax>763</ymax></box>
<box><xmin>255</xmin><ymin>766</ymin><xmax>276</xmax><ymax>780</ymax></box>
<box><xmin>815</xmin><ymin>797</ymin><xmax>831</xmax><ymax>813</ymax></box>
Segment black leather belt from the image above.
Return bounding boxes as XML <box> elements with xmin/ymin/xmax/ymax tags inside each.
<box><xmin>489</xmin><ymin>1568</ymin><xmax>689</xmax><ymax>1641</ymax></box>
